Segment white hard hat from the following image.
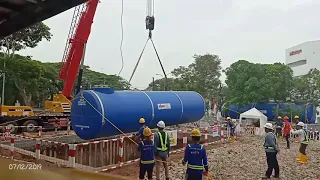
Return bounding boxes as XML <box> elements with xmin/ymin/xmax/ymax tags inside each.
<box><xmin>232</xmin><ymin>119</ymin><xmax>236</xmax><ymax>123</ymax></box>
<box><xmin>157</xmin><ymin>121</ymin><xmax>165</xmax><ymax>128</ymax></box>
<box><xmin>264</xmin><ymin>123</ymin><xmax>273</xmax><ymax>130</ymax></box>
<box><xmin>297</xmin><ymin>122</ymin><xmax>305</xmax><ymax>127</ymax></box>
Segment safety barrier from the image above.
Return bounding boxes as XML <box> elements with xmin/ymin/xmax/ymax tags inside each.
<box><xmin>0</xmin><ymin>125</ymin><xmax>232</xmax><ymax>172</ymax></box>
<box><xmin>0</xmin><ymin>125</ymin><xmax>72</xmax><ymax>139</ymax></box>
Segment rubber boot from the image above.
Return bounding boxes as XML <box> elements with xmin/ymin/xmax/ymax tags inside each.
<box><xmin>298</xmin><ymin>154</ymin><xmax>308</xmax><ymax>164</ymax></box>
<box><xmin>296</xmin><ymin>153</ymin><xmax>301</xmax><ymax>161</ymax></box>
<box><xmin>231</xmin><ymin>136</ymin><xmax>235</xmax><ymax>143</ymax></box>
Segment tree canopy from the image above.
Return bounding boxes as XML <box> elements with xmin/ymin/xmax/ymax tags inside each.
<box><xmin>146</xmin><ymin>54</ymin><xmax>222</xmax><ymax>100</ymax></box>
<box><xmin>224</xmin><ymin>60</ymin><xmax>294</xmax><ymax>106</ymax></box>
<box><xmin>0</xmin><ymin>55</ymin><xmax>130</xmax><ymax>106</ymax></box>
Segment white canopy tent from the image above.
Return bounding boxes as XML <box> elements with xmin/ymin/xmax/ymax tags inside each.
<box><xmin>239</xmin><ymin>108</ymin><xmax>268</xmax><ymax>136</ymax></box>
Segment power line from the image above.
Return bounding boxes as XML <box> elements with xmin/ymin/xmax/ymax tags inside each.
<box><xmin>117</xmin><ymin>0</ymin><xmax>124</xmax><ymax>76</ymax></box>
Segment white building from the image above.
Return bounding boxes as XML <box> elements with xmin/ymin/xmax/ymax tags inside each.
<box><xmin>285</xmin><ymin>40</ymin><xmax>320</xmax><ymax>124</ymax></box>
<box><xmin>285</xmin><ymin>40</ymin><xmax>320</xmax><ymax>77</ymax></box>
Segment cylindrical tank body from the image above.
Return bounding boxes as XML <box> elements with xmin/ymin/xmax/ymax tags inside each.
<box><xmin>71</xmin><ymin>88</ymin><xmax>205</xmax><ymax>140</ymax></box>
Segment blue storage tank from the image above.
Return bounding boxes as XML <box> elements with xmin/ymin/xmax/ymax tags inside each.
<box><xmin>71</xmin><ymin>88</ymin><xmax>206</xmax><ymax>140</ymax></box>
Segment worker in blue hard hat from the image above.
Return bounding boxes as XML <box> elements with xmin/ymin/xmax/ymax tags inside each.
<box><xmin>138</xmin><ymin>127</ymin><xmax>156</xmax><ymax>180</ymax></box>
<box><xmin>154</xmin><ymin>120</ymin><xmax>170</xmax><ymax>180</ymax></box>
<box><xmin>136</xmin><ymin>118</ymin><xmax>148</xmax><ymax>142</ymax></box>
<box><xmin>182</xmin><ymin>128</ymin><xmax>209</xmax><ymax>180</ymax></box>
<box><xmin>226</xmin><ymin>117</ymin><xmax>236</xmax><ymax>142</ymax></box>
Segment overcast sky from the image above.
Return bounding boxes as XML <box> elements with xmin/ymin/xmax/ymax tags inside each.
<box><xmin>20</xmin><ymin>0</ymin><xmax>320</xmax><ymax>89</ymax></box>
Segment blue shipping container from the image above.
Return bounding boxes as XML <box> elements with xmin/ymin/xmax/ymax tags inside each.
<box><xmin>71</xmin><ymin>88</ymin><xmax>206</xmax><ymax>140</ymax></box>
<box><xmin>224</xmin><ymin>103</ymin><xmax>316</xmax><ymax>123</ymax></box>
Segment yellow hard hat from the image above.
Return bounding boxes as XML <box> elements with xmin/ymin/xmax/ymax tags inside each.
<box><xmin>143</xmin><ymin>127</ymin><xmax>152</xmax><ymax>136</ymax></box>
<box><xmin>294</xmin><ymin>115</ymin><xmax>299</xmax><ymax>119</ymax></box>
<box><xmin>226</xmin><ymin>117</ymin><xmax>231</xmax><ymax>120</ymax></box>
<box><xmin>139</xmin><ymin>118</ymin><xmax>145</xmax><ymax>124</ymax></box>
<box><xmin>191</xmin><ymin>129</ymin><xmax>201</xmax><ymax>137</ymax></box>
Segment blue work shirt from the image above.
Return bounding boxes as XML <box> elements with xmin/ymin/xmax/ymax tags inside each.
<box><xmin>275</xmin><ymin>121</ymin><xmax>283</xmax><ymax>127</ymax></box>
<box><xmin>138</xmin><ymin>140</ymin><xmax>156</xmax><ymax>166</ymax></box>
<box><xmin>183</xmin><ymin>144</ymin><xmax>209</xmax><ymax>175</ymax></box>
<box><xmin>228</xmin><ymin>121</ymin><xmax>235</xmax><ymax>129</ymax></box>
<box><xmin>136</xmin><ymin>125</ymin><xmax>147</xmax><ymax>137</ymax></box>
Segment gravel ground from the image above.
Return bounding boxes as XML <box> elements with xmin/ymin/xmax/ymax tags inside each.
<box><xmin>109</xmin><ymin>135</ymin><xmax>320</xmax><ymax>180</ymax></box>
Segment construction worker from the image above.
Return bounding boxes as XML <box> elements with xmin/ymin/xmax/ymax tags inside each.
<box><xmin>293</xmin><ymin>115</ymin><xmax>300</xmax><ymax>142</ymax></box>
<box><xmin>275</xmin><ymin>116</ymin><xmax>283</xmax><ymax>140</ymax></box>
<box><xmin>290</xmin><ymin>122</ymin><xmax>309</xmax><ymax>164</ymax></box>
<box><xmin>182</xmin><ymin>128</ymin><xmax>209</xmax><ymax>180</ymax></box>
<box><xmin>154</xmin><ymin>120</ymin><xmax>170</xmax><ymax>180</ymax></box>
<box><xmin>283</xmin><ymin>116</ymin><xmax>291</xmax><ymax>149</ymax></box>
<box><xmin>262</xmin><ymin>123</ymin><xmax>279</xmax><ymax>179</ymax></box>
<box><xmin>226</xmin><ymin>117</ymin><xmax>236</xmax><ymax>142</ymax></box>
<box><xmin>138</xmin><ymin>127</ymin><xmax>156</xmax><ymax>180</ymax></box>
<box><xmin>136</xmin><ymin>118</ymin><xmax>147</xmax><ymax>142</ymax></box>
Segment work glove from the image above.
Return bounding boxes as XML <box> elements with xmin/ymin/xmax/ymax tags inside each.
<box><xmin>203</xmin><ymin>171</ymin><xmax>209</xmax><ymax>176</ymax></box>
<box><xmin>181</xmin><ymin>159</ymin><xmax>186</xmax><ymax>165</ymax></box>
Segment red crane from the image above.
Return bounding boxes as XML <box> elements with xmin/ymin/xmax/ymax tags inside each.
<box><xmin>59</xmin><ymin>0</ymin><xmax>99</xmax><ymax>100</ymax></box>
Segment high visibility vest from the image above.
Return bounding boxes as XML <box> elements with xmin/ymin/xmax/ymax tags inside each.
<box><xmin>264</xmin><ymin>132</ymin><xmax>278</xmax><ymax>149</ymax></box>
<box><xmin>157</xmin><ymin>132</ymin><xmax>168</xmax><ymax>151</ymax></box>
<box><xmin>301</xmin><ymin>130</ymin><xmax>309</xmax><ymax>145</ymax></box>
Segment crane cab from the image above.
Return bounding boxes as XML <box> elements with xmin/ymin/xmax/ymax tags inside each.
<box><xmin>44</xmin><ymin>93</ymin><xmax>71</xmax><ymax>114</ymax></box>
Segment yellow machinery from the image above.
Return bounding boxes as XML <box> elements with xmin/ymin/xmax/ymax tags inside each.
<box><xmin>0</xmin><ymin>105</ymin><xmax>35</xmax><ymax>116</ymax></box>
<box><xmin>44</xmin><ymin>93</ymin><xmax>72</xmax><ymax>113</ymax></box>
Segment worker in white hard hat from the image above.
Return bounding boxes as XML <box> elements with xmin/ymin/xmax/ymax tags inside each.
<box><xmin>262</xmin><ymin>123</ymin><xmax>280</xmax><ymax>179</ymax></box>
<box><xmin>136</xmin><ymin>118</ymin><xmax>148</xmax><ymax>142</ymax></box>
<box><xmin>154</xmin><ymin>120</ymin><xmax>170</xmax><ymax>180</ymax></box>
<box><xmin>290</xmin><ymin>121</ymin><xmax>309</xmax><ymax>164</ymax></box>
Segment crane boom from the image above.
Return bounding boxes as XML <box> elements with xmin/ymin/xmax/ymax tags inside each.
<box><xmin>59</xmin><ymin>0</ymin><xmax>99</xmax><ymax>99</ymax></box>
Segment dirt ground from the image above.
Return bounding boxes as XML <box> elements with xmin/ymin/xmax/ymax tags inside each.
<box><xmin>0</xmin><ymin>157</ymin><xmax>128</xmax><ymax>180</ymax></box>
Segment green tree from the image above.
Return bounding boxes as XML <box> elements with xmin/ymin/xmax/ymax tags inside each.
<box><xmin>291</xmin><ymin>68</ymin><xmax>320</xmax><ymax>105</ymax></box>
<box><xmin>171</xmin><ymin>54</ymin><xmax>222</xmax><ymax>99</ymax></box>
<box><xmin>0</xmin><ymin>22</ymin><xmax>52</xmax><ymax>55</ymax></box>
<box><xmin>224</xmin><ymin>60</ymin><xmax>294</xmax><ymax>105</ymax></box>
<box><xmin>146</xmin><ymin>78</ymin><xmax>184</xmax><ymax>91</ymax></box>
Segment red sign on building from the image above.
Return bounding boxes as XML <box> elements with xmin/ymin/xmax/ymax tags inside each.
<box><xmin>289</xmin><ymin>49</ymin><xmax>302</xmax><ymax>56</ymax></box>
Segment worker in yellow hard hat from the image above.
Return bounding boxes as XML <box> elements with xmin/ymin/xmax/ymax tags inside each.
<box><xmin>136</xmin><ymin>118</ymin><xmax>148</xmax><ymax>142</ymax></box>
<box><xmin>138</xmin><ymin>127</ymin><xmax>156</xmax><ymax>180</ymax></box>
<box><xmin>226</xmin><ymin>117</ymin><xmax>236</xmax><ymax>142</ymax></box>
<box><xmin>182</xmin><ymin>129</ymin><xmax>210</xmax><ymax>180</ymax></box>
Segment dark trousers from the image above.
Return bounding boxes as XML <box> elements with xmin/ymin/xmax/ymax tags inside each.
<box><xmin>299</xmin><ymin>143</ymin><xmax>308</xmax><ymax>155</ymax></box>
<box><xmin>265</xmin><ymin>152</ymin><xmax>279</xmax><ymax>178</ymax></box>
<box><xmin>186</xmin><ymin>173</ymin><xmax>203</xmax><ymax>180</ymax></box>
<box><xmin>285</xmin><ymin>134</ymin><xmax>290</xmax><ymax>148</ymax></box>
<box><xmin>139</xmin><ymin>164</ymin><xmax>154</xmax><ymax>179</ymax></box>
<box><xmin>275</xmin><ymin>128</ymin><xmax>282</xmax><ymax>137</ymax></box>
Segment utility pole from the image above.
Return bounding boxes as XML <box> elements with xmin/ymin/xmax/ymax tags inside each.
<box><xmin>1</xmin><ymin>60</ymin><xmax>5</xmax><ymax>105</ymax></box>
<box><xmin>152</xmin><ymin>77</ymin><xmax>155</xmax><ymax>91</ymax></box>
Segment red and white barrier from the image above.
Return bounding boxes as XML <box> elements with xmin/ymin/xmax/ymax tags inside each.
<box><xmin>35</xmin><ymin>140</ymin><xmax>40</xmax><ymax>164</ymax></box>
<box><xmin>183</xmin><ymin>130</ymin><xmax>187</xmax><ymax>148</ymax></box>
<box><xmin>204</xmin><ymin>127</ymin><xmax>208</xmax><ymax>146</ymax></box>
<box><xmin>68</xmin><ymin>144</ymin><xmax>76</xmax><ymax>168</ymax></box>
<box><xmin>10</xmin><ymin>137</ymin><xmax>14</xmax><ymax>159</ymax></box>
<box><xmin>118</xmin><ymin>138</ymin><xmax>124</xmax><ymax>163</ymax></box>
